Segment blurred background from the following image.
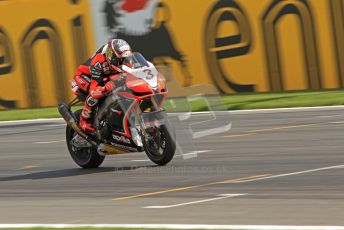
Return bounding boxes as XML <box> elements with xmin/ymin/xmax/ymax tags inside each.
<box><xmin>1</xmin><ymin>1</ymin><xmax>344</xmax><ymax>226</ymax></box>
<box><xmin>0</xmin><ymin>0</ymin><xmax>343</xmax><ymax>110</ymax></box>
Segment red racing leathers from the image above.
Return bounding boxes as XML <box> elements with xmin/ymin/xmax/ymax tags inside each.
<box><xmin>76</xmin><ymin>47</ymin><xmax>119</xmax><ymax>132</ymax></box>
<box><xmin>71</xmin><ymin>63</ymin><xmax>92</xmax><ymax>98</ymax></box>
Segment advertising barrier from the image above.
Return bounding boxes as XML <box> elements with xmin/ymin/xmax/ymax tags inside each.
<box><xmin>0</xmin><ymin>0</ymin><xmax>95</xmax><ymax>109</ymax></box>
<box><xmin>0</xmin><ymin>0</ymin><xmax>343</xmax><ymax>109</ymax></box>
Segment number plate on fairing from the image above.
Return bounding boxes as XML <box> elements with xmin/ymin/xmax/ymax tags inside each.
<box><xmin>122</xmin><ymin>63</ymin><xmax>158</xmax><ymax>89</ymax></box>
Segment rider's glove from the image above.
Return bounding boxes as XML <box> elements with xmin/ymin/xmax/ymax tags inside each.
<box><xmin>90</xmin><ymin>86</ymin><xmax>105</xmax><ymax>99</ymax></box>
<box><xmin>104</xmin><ymin>81</ymin><xmax>115</xmax><ymax>93</ymax></box>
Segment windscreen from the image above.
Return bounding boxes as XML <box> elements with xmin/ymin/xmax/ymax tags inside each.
<box><xmin>123</xmin><ymin>52</ymin><xmax>150</xmax><ymax>69</ymax></box>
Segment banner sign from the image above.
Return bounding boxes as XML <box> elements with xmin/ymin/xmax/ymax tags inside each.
<box><xmin>0</xmin><ymin>0</ymin><xmax>343</xmax><ymax>108</ymax></box>
<box><xmin>0</xmin><ymin>0</ymin><xmax>95</xmax><ymax>109</ymax></box>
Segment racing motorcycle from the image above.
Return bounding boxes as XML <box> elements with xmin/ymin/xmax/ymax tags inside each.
<box><xmin>58</xmin><ymin>52</ymin><xmax>176</xmax><ymax>168</ymax></box>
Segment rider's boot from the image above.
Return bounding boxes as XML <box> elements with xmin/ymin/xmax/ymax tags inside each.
<box><xmin>79</xmin><ymin>105</ymin><xmax>95</xmax><ymax>134</ymax></box>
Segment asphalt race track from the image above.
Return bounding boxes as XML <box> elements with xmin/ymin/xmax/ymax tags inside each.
<box><xmin>0</xmin><ymin>107</ymin><xmax>344</xmax><ymax>226</ymax></box>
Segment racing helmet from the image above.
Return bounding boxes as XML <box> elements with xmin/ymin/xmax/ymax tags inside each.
<box><xmin>105</xmin><ymin>39</ymin><xmax>132</xmax><ymax>68</ymax></box>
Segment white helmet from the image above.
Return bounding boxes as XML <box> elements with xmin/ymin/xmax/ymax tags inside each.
<box><xmin>105</xmin><ymin>39</ymin><xmax>132</xmax><ymax>67</ymax></box>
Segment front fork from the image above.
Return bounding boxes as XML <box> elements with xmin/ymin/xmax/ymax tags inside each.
<box><xmin>133</xmin><ymin>104</ymin><xmax>147</xmax><ymax>142</ymax></box>
<box><xmin>132</xmin><ymin>95</ymin><xmax>161</xmax><ymax>143</ymax></box>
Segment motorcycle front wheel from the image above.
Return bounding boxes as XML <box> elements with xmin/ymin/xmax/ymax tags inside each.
<box><xmin>144</xmin><ymin>116</ymin><xmax>176</xmax><ymax>165</ymax></box>
<box><xmin>65</xmin><ymin>109</ymin><xmax>105</xmax><ymax>168</ymax></box>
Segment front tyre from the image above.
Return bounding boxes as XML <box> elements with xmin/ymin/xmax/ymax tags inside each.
<box><xmin>66</xmin><ymin>109</ymin><xmax>105</xmax><ymax>168</ymax></box>
<box><xmin>144</xmin><ymin>118</ymin><xmax>176</xmax><ymax>165</ymax></box>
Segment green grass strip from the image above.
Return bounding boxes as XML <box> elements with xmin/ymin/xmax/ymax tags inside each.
<box><xmin>1</xmin><ymin>90</ymin><xmax>344</xmax><ymax>121</ymax></box>
<box><xmin>3</xmin><ymin>229</ymin><xmax>169</xmax><ymax>230</ymax></box>
<box><xmin>0</xmin><ymin>229</ymin><xmax>186</xmax><ymax>230</ymax></box>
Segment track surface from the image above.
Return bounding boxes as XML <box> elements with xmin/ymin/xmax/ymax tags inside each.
<box><xmin>0</xmin><ymin>107</ymin><xmax>344</xmax><ymax>225</ymax></box>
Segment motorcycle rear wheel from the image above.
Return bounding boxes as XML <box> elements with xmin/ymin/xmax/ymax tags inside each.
<box><xmin>66</xmin><ymin>109</ymin><xmax>105</xmax><ymax>168</ymax></box>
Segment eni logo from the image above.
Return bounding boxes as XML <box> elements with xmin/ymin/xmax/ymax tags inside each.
<box><xmin>204</xmin><ymin>0</ymin><xmax>341</xmax><ymax>93</ymax></box>
<box><xmin>204</xmin><ymin>0</ymin><xmax>255</xmax><ymax>93</ymax></box>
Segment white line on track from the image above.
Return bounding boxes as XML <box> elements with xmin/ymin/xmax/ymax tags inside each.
<box><xmin>43</xmin><ymin>124</ymin><xmax>66</xmax><ymax>127</ymax></box>
<box><xmin>317</xmin><ymin>115</ymin><xmax>344</xmax><ymax>118</ymax></box>
<box><xmin>170</xmin><ymin>105</ymin><xmax>344</xmax><ymax>115</ymax></box>
<box><xmin>0</xmin><ymin>118</ymin><xmax>64</xmax><ymax>124</ymax></box>
<box><xmin>1</xmin><ymin>224</ymin><xmax>344</xmax><ymax>230</ymax></box>
<box><xmin>219</xmin><ymin>165</ymin><xmax>344</xmax><ymax>184</ymax></box>
<box><xmin>143</xmin><ymin>194</ymin><xmax>246</xmax><ymax>209</ymax></box>
<box><xmin>131</xmin><ymin>150</ymin><xmax>213</xmax><ymax>162</ymax></box>
<box><xmin>329</xmin><ymin>121</ymin><xmax>344</xmax><ymax>124</ymax></box>
<box><xmin>229</xmin><ymin>105</ymin><xmax>344</xmax><ymax>114</ymax></box>
<box><xmin>177</xmin><ymin>150</ymin><xmax>213</xmax><ymax>157</ymax></box>
<box><xmin>34</xmin><ymin>140</ymin><xmax>64</xmax><ymax>144</ymax></box>
<box><xmin>131</xmin><ymin>159</ymin><xmax>151</xmax><ymax>162</ymax></box>
<box><xmin>2</xmin><ymin>105</ymin><xmax>344</xmax><ymax>125</ymax></box>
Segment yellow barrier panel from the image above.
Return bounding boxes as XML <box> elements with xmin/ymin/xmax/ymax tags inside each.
<box><xmin>160</xmin><ymin>0</ymin><xmax>340</xmax><ymax>94</ymax></box>
<box><xmin>1</xmin><ymin>0</ymin><xmax>343</xmax><ymax>109</ymax></box>
<box><xmin>0</xmin><ymin>0</ymin><xmax>95</xmax><ymax>109</ymax></box>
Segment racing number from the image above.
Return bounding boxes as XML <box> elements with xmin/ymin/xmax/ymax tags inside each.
<box><xmin>144</xmin><ymin>69</ymin><xmax>154</xmax><ymax>79</ymax></box>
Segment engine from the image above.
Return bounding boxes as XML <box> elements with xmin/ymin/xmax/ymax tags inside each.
<box><xmin>99</xmin><ymin>104</ymin><xmax>124</xmax><ymax>141</ymax></box>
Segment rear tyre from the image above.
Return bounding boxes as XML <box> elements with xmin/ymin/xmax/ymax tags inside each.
<box><xmin>144</xmin><ymin>116</ymin><xmax>176</xmax><ymax>165</ymax></box>
<box><xmin>66</xmin><ymin>109</ymin><xmax>105</xmax><ymax>168</ymax></box>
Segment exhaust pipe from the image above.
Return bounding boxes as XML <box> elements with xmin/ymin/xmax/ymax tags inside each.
<box><xmin>58</xmin><ymin>103</ymin><xmax>97</xmax><ymax>147</ymax></box>
<box><xmin>58</xmin><ymin>103</ymin><xmax>132</xmax><ymax>156</ymax></box>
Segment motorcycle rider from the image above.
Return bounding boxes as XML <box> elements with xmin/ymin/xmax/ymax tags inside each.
<box><xmin>73</xmin><ymin>39</ymin><xmax>133</xmax><ymax>133</ymax></box>
<box><xmin>71</xmin><ymin>61</ymin><xmax>92</xmax><ymax>99</ymax></box>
